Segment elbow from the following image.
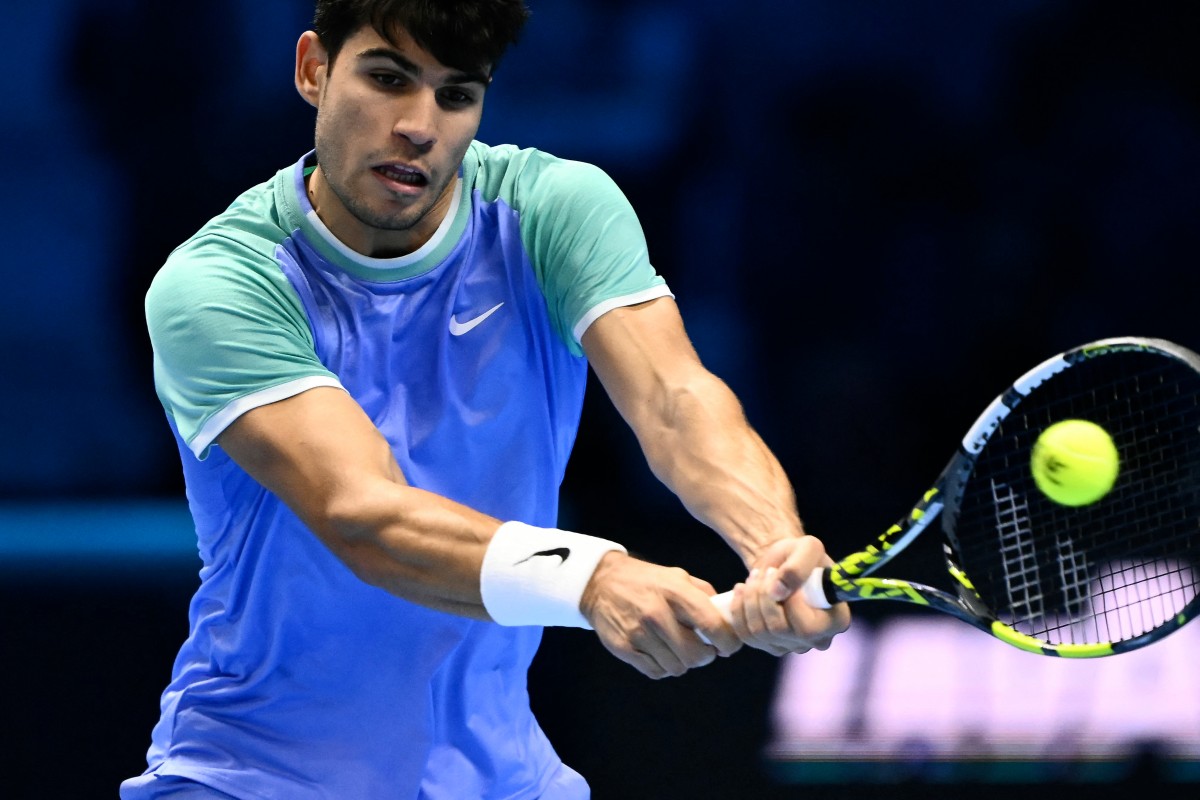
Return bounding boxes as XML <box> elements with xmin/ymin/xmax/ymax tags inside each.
<box><xmin>312</xmin><ymin>487</ymin><xmax>396</xmax><ymax>587</ymax></box>
<box><xmin>655</xmin><ymin>372</ymin><xmax>742</xmax><ymax>433</ymax></box>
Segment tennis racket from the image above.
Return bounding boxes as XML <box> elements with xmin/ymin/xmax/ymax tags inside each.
<box><xmin>713</xmin><ymin>337</ymin><xmax>1200</xmax><ymax>657</ymax></box>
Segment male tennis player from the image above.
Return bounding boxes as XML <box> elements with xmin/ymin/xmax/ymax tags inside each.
<box><xmin>121</xmin><ymin>2</ymin><xmax>849</xmax><ymax>798</ymax></box>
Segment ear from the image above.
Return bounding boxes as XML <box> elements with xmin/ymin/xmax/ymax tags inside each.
<box><xmin>295</xmin><ymin>31</ymin><xmax>329</xmax><ymax>108</ymax></box>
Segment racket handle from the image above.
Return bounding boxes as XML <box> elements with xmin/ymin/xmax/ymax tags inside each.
<box><xmin>710</xmin><ymin>589</ymin><xmax>734</xmax><ymax>623</ymax></box>
<box><xmin>696</xmin><ymin>591</ymin><xmax>733</xmax><ymax>645</ymax></box>
<box><xmin>801</xmin><ymin>567</ymin><xmax>832</xmax><ymax>609</ymax></box>
<box><xmin>696</xmin><ymin>571</ymin><xmax>831</xmax><ymax>644</ymax></box>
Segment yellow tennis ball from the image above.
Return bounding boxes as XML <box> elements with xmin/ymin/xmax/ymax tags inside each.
<box><xmin>1030</xmin><ymin>419</ymin><xmax>1120</xmax><ymax>506</ymax></box>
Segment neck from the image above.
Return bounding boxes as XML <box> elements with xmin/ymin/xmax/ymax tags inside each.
<box><xmin>305</xmin><ymin>167</ymin><xmax>457</xmax><ymax>258</ymax></box>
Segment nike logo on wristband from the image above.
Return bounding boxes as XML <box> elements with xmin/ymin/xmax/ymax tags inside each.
<box><xmin>449</xmin><ymin>302</ymin><xmax>504</xmax><ymax>336</ymax></box>
<box><xmin>515</xmin><ymin>547</ymin><xmax>572</xmax><ymax>566</ymax></box>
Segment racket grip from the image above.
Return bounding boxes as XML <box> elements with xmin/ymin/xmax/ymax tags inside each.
<box><xmin>695</xmin><ymin>591</ymin><xmax>734</xmax><ymax>645</ymax></box>
<box><xmin>710</xmin><ymin>589</ymin><xmax>734</xmax><ymax>623</ymax></box>
<box><xmin>801</xmin><ymin>568</ymin><xmax>832</xmax><ymax>609</ymax></box>
<box><xmin>696</xmin><ymin>573</ymin><xmax>832</xmax><ymax>644</ymax></box>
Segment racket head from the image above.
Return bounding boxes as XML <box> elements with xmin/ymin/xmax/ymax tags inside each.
<box><xmin>942</xmin><ymin>337</ymin><xmax>1200</xmax><ymax>656</ymax></box>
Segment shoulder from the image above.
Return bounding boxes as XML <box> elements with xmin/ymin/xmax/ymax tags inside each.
<box><xmin>465</xmin><ymin>141</ymin><xmax>626</xmax><ymax>212</ymax></box>
<box><xmin>148</xmin><ymin>175</ymin><xmax>301</xmax><ymax>322</ymax></box>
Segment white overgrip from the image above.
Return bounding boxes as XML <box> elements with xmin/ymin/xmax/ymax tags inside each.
<box><xmin>801</xmin><ymin>567</ymin><xmax>832</xmax><ymax>609</ymax></box>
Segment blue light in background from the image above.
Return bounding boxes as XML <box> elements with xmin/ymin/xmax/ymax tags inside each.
<box><xmin>0</xmin><ymin>501</ymin><xmax>199</xmax><ymax>571</ymax></box>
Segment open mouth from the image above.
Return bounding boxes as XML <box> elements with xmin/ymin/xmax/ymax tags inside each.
<box><xmin>374</xmin><ymin>164</ymin><xmax>428</xmax><ymax>187</ymax></box>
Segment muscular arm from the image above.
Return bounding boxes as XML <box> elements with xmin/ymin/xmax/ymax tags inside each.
<box><xmin>215</xmin><ymin>383</ymin><xmax>741</xmax><ymax>674</ymax></box>
<box><xmin>581</xmin><ymin>297</ymin><xmax>801</xmax><ymax>565</ymax></box>
<box><xmin>582</xmin><ymin>297</ymin><xmax>850</xmax><ymax>652</ymax></box>
<box><xmin>216</xmin><ymin>386</ymin><xmax>499</xmax><ymax>618</ymax></box>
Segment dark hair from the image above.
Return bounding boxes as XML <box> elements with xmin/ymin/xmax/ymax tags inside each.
<box><xmin>313</xmin><ymin>0</ymin><xmax>531</xmax><ymax>75</ymax></box>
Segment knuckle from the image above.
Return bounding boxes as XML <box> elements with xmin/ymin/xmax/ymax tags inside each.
<box><xmin>633</xmin><ymin>654</ymin><xmax>665</xmax><ymax>679</ymax></box>
<box><xmin>628</xmin><ymin>620</ymin><xmax>655</xmax><ymax>646</ymax></box>
<box><xmin>803</xmin><ymin>533</ymin><xmax>828</xmax><ymax>553</ymax></box>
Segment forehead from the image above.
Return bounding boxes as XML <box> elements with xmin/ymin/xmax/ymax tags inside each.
<box><xmin>342</xmin><ymin>23</ymin><xmax>491</xmax><ymax>83</ymax></box>
<box><xmin>343</xmin><ymin>24</ymin><xmax>426</xmax><ymax>63</ymax></box>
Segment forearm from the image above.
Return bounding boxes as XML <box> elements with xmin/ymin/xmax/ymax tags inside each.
<box><xmin>318</xmin><ymin>482</ymin><xmax>625</xmax><ymax>626</ymax></box>
<box><xmin>317</xmin><ymin>477</ymin><xmax>499</xmax><ymax>617</ymax></box>
<box><xmin>637</xmin><ymin>374</ymin><xmax>804</xmax><ymax>566</ymax></box>
<box><xmin>213</xmin><ymin>389</ymin><xmax>498</xmax><ymax>618</ymax></box>
<box><xmin>217</xmin><ymin>387</ymin><xmax>632</xmax><ymax>628</ymax></box>
<box><xmin>581</xmin><ymin>299</ymin><xmax>803</xmax><ymax>565</ymax></box>
<box><xmin>578</xmin><ymin>290</ymin><xmax>848</xmax><ymax>656</ymax></box>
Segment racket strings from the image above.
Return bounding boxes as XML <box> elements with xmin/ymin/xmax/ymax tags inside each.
<box><xmin>990</xmin><ymin>480</ymin><xmax>1046</xmax><ymax>621</ymax></box>
<box><xmin>1088</xmin><ymin>559</ymin><xmax>1197</xmax><ymax>643</ymax></box>
<box><xmin>952</xmin><ymin>349</ymin><xmax>1200</xmax><ymax>647</ymax></box>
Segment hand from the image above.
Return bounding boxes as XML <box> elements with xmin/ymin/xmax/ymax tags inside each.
<box><xmin>580</xmin><ymin>552</ymin><xmax>742</xmax><ymax>679</ymax></box>
<box><xmin>728</xmin><ymin>536</ymin><xmax>850</xmax><ymax>656</ymax></box>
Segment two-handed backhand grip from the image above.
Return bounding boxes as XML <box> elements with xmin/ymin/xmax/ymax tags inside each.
<box><xmin>696</xmin><ymin>569</ymin><xmax>831</xmax><ymax>644</ymax></box>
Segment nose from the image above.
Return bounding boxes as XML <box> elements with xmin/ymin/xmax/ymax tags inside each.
<box><xmin>393</xmin><ymin>90</ymin><xmax>438</xmax><ymax>150</ymax></box>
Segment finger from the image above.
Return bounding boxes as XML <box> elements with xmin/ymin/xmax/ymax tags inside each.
<box><xmin>635</xmin><ymin>617</ymin><xmax>702</xmax><ymax>677</ymax></box>
<box><xmin>681</xmin><ymin>598</ymin><xmax>741</xmax><ymax>657</ymax></box>
<box><xmin>731</xmin><ymin>578</ymin><xmax>791</xmax><ymax>655</ymax></box>
<box><xmin>753</xmin><ymin>567</ymin><xmax>794</xmax><ymax>640</ymax></box>
<box><xmin>769</xmin><ymin>538</ymin><xmax>827</xmax><ymax>602</ymax></box>
<box><xmin>630</xmin><ymin>649</ymin><xmax>671</xmax><ymax>680</ymax></box>
<box><xmin>593</xmin><ymin>609</ymin><xmax>691</xmax><ymax>678</ymax></box>
<box><xmin>736</xmin><ymin>570</ymin><xmax>812</xmax><ymax>655</ymax></box>
<box><xmin>727</xmin><ymin>581</ymin><xmax>749</xmax><ymax>638</ymax></box>
<box><xmin>596</xmin><ymin>635</ymin><xmax>670</xmax><ymax>680</ymax></box>
<box><xmin>660</xmin><ymin>596</ymin><xmax>733</xmax><ymax>665</ymax></box>
<box><xmin>738</xmin><ymin>568</ymin><xmax>772</xmax><ymax>641</ymax></box>
<box><xmin>780</xmin><ymin>591</ymin><xmax>851</xmax><ymax>649</ymax></box>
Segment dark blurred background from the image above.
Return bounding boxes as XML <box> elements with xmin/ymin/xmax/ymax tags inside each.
<box><xmin>4</xmin><ymin>1</ymin><xmax>1199</xmax><ymax>797</ymax></box>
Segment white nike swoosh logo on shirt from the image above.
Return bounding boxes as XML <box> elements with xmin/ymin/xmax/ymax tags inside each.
<box><xmin>449</xmin><ymin>302</ymin><xmax>505</xmax><ymax>336</ymax></box>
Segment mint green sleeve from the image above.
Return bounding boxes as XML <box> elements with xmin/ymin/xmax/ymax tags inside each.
<box><xmin>146</xmin><ymin>238</ymin><xmax>341</xmax><ymax>459</ymax></box>
<box><xmin>512</xmin><ymin>155</ymin><xmax>671</xmax><ymax>355</ymax></box>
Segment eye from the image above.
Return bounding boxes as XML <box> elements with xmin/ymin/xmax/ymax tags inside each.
<box><xmin>371</xmin><ymin>72</ymin><xmax>408</xmax><ymax>89</ymax></box>
<box><xmin>438</xmin><ymin>87</ymin><xmax>477</xmax><ymax>109</ymax></box>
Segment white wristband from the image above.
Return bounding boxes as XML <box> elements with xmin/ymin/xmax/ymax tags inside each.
<box><xmin>480</xmin><ymin>521</ymin><xmax>626</xmax><ymax>629</ymax></box>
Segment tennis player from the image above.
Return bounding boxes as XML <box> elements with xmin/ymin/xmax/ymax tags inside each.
<box><xmin>120</xmin><ymin>1</ymin><xmax>849</xmax><ymax>798</ymax></box>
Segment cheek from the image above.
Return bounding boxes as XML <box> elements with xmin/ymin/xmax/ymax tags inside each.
<box><xmin>316</xmin><ymin>93</ymin><xmax>377</xmax><ymax>147</ymax></box>
<box><xmin>445</xmin><ymin>114</ymin><xmax>484</xmax><ymax>156</ymax></box>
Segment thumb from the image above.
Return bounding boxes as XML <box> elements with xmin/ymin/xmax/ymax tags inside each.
<box><xmin>768</xmin><ymin>538</ymin><xmax>827</xmax><ymax>602</ymax></box>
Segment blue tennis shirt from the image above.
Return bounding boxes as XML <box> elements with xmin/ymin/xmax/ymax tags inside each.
<box><xmin>122</xmin><ymin>143</ymin><xmax>670</xmax><ymax>799</ymax></box>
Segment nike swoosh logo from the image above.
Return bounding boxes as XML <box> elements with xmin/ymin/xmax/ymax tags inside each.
<box><xmin>515</xmin><ymin>547</ymin><xmax>572</xmax><ymax>566</ymax></box>
<box><xmin>449</xmin><ymin>302</ymin><xmax>504</xmax><ymax>336</ymax></box>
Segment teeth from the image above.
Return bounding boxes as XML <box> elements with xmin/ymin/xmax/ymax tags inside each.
<box><xmin>379</xmin><ymin>166</ymin><xmax>423</xmax><ymax>184</ymax></box>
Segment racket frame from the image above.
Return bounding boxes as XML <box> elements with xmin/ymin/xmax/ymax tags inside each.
<box><xmin>804</xmin><ymin>337</ymin><xmax>1200</xmax><ymax>658</ymax></box>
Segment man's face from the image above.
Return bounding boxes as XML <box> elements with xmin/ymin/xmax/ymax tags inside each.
<box><xmin>301</xmin><ymin>25</ymin><xmax>489</xmax><ymax>257</ymax></box>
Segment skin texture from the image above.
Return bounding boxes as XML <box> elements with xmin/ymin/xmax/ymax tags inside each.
<box><xmin>295</xmin><ymin>26</ymin><xmax>486</xmax><ymax>257</ymax></box>
<box><xmin>214</xmin><ymin>23</ymin><xmax>848</xmax><ymax>680</ymax></box>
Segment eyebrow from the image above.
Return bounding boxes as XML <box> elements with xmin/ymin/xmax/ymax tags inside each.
<box><xmin>358</xmin><ymin>47</ymin><xmax>490</xmax><ymax>86</ymax></box>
